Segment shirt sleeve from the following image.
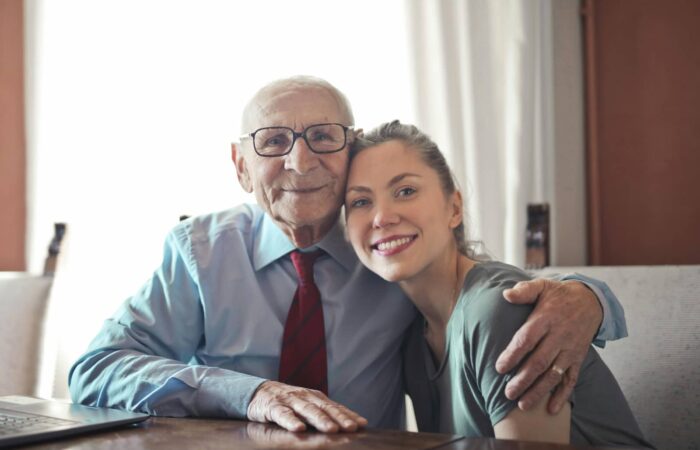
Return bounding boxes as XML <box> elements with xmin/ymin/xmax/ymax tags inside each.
<box><xmin>68</xmin><ymin>228</ymin><xmax>267</xmax><ymax>418</ymax></box>
<box><xmin>465</xmin><ymin>285</ymin><xmax>532</xmax><ymax>427</ymax></box>
<box><xmin>546</xmin><ymin>273</ymin><xmax>629</xmax><ymax>347</ymax></box>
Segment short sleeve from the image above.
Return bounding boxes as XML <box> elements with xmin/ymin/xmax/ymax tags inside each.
<box><xmin>460</xmin><ymin>277</ymin><xmax>533</xmax><ymax>427</ymax></box>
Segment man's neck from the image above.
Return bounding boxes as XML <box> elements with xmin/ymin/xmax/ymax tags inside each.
<box><xmin>276</xmin><ymin>215</ymin><xmax>339</xmax><ymax>249</ymax></box>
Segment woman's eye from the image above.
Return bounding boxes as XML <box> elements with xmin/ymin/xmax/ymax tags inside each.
<box><xmin>396</xmin><ymin>187</ymin><xmax>416</xmax><ymax>197</ymax></box>
<box><xmin>349</xmin><ymin>198</ymin><xmax>370</xmax><ymax>208</ymax></box>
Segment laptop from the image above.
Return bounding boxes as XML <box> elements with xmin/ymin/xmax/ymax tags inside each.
<box><xmin>0</xmin><ymin>396</ymin><xmax>149</xmax><ymax>448</ymax></box>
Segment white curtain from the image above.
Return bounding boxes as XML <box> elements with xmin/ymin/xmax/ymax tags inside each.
<box><xmin>405</xmin><ymin>0</ymin><xmax>556</xmax><ymax>266</ymax></box>
<box><xmin>25</xmin><ymin>0</ymin><xmax>416</xmax><ymax>399</ymax></box>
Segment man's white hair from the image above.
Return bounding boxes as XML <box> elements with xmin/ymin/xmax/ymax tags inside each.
<box><xmin>241</xmin><ymin>75</ymin><xmax>354</xmax><ymax>132</ymax></box>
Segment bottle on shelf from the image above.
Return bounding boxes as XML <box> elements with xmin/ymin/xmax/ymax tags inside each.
<box><xmin>525</xmin><ymin>203</ymin><xmax>550</xmax><ymax>270</ymax></box>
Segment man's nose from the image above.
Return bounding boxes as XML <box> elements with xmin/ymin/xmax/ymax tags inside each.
<box><xmin>284</xmin><ymin>137</ymin><xmax>320</xmax><ymax>174</ymax></box>
<box><xmin>372</xmin><ymin>203</ymin><xmax>400</xmax><ymax>229</ymax></box>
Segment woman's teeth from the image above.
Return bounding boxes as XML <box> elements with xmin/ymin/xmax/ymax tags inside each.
<box><xmin>376</xmin><ymin>237</ymin><xmax>412</xmax><ymax>251</ymax></box>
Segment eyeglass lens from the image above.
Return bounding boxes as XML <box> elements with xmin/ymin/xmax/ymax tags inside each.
<box><xmin>253</xmin><ymin>123</ymin><xmax>346</xmax><ymax>156</ymax></box>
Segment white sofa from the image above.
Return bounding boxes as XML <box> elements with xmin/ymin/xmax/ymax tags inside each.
<box><xmin>0</xmin><ymin>273</ymin><xmax>53</xmax><ymax>396</ymax></box>
<box><xmin>2</xmin><ymin>266</ymin><xmax>698</xmax><ymax>449</ymax></box>
<box><xmin>538</xmin><ymin>265</ymin><xmax>700</xmax><ymax>450</ymax></box>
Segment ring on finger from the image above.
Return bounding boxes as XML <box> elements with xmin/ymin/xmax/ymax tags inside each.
<box><xmin>551</xmin><ymin>364</ymin><xmax>565</xmax><ymax>377</ymax></box>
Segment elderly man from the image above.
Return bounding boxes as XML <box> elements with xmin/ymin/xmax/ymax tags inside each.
<box><xmin>69</xmin><ymin>76</ymin><xmax>626</xmax><ymax>433</ymax></box>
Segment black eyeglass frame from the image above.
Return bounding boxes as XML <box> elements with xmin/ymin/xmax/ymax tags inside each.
<box><xmin>239</xmin><ymin>123</ymin><xmax>355</xmax><ymax>157</ymax></box>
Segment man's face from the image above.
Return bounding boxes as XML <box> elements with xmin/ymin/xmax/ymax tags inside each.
<box><xmin>233</xmin><ymin>87</ymin><xmax>351</xmax><ymax>235</ymax></box>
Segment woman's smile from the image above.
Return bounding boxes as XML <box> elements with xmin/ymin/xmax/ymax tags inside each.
<box><xmin>371</xmin><ymin>234</ymin><xmax>418</xmax><ymax>256</ymax></box>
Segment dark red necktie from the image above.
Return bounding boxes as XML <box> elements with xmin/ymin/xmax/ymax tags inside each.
<box><xmin>278</xmin><ymin>250</ymin><xmax>328</xmax><ymax>394</ymax></box>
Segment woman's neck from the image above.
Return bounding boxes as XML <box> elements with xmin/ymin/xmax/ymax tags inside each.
<box><xmin>399</xmin><ymin>248</ymin><xmax>475</xmax><ymax>333</ymax></box>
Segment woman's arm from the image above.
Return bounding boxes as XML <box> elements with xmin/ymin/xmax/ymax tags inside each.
<box><xmin>458</xmin><ymin>264</ymin><xmax>573</xmax><ymax>442</ymax></box>
<box><xmin>493</xmin><ymin>393</ymin><xmax>571</xmax><ymax>443</ymax></box>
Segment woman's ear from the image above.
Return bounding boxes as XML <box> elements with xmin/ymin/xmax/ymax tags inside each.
<box><xmin>449</xmin><ymin>191</ymin><xmax>464</xmax><ymax>229</ymax></box>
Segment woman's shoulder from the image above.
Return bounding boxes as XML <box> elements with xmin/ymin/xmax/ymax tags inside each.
<box><xmin>466</xmin><ymin>261</ymin><xmax>532</xmax><ymax>291</ymax></box>
<box><xmin>454</xmin><ymin>261</ymin><xmax>533</xmax><ymax>335</ymax></box>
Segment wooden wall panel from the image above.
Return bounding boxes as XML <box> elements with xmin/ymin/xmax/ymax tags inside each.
<box><xmin>0</xmin><ymin>0</ymin><xmax>27</xmax><ymax>271</ymax></box>
<box><xmin>584</xmin><ymin>0</ymin><xmax>700</xmax><ymax>265</ymax></box>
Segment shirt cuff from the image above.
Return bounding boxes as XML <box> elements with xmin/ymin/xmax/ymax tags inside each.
<box><xmin>560</xmin><ymin>273</ymin><xmax>628</xmax><ymax>348</ymax></box>
<box><xmin>194</xmin><ymin>368</ymin><xmax>268</xmax><ymax>418</ymax></box>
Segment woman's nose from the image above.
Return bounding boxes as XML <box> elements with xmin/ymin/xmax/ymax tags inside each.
<box><xmin>372</xmin><ymin>204</ymin><xmax>400</xmax><ymax>228</ymax></box>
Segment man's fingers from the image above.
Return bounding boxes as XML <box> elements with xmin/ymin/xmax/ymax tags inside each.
<box><xmin>315</xmin><ymin>403</ymin><xmax>359</xmax><ymax>431</ymax></box>
<box><xmin>290</xmin><ymin>395</ymin><xmax>368</xmax><ymax>432</ymax></box>
<box><xmin>503</xmin><ymin>343</ymin><xmax>556</xmax><ymax>402</ymax></box>
<box><xmin>503</xmin><ymin>279</ymin><xmax>547</xmax><ymax>304</ymax></box>
<box><xmin>503</xmin><ymin>324</ymin><xmax>573</xmax><ymax>402</ymax></box>
<box><xmin>496</xmin><ymin>316</ymin><xmax>549</xmax><ymax>374</ymax></box>
<box><xmin>514</xmin><ymin>358</ymin><xmax>565</xmax><ymax>410</ymax></box>
<box><xmin>548</xmin><ymin>361</ymin><xmax>580</xmax><ymax>414</ymax></box>
<box><xmin>308</xmin><ymin>394</ymin><xmax>368</xmax><ymax>431</ymax></box>
<box><xmin>289</xmin><ymin>400</ymin><xmax>340</xmax><ymax>433</ymax></box>
<box><xmin>269</xmin><ymin>404</ymin><xmax>307</xmax><ymax>432</ymax></box>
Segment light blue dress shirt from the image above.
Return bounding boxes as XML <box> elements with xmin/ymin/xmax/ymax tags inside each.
<box><xmin>68</xmin><ymin>204</ymin><xmax>627</xmax><ymax>428</ymax></box>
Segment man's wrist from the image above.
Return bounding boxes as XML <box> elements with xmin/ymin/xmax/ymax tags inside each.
<box><xmin>562</xmin><ymin>278</ymin><xmax>605</xmax><ymax>343</ymax></box>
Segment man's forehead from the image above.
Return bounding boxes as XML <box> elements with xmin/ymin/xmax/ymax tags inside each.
<box><xmin>243</xmin><ymin>86</ymin><xmax>344</xmax><ymax>130</ymax></box>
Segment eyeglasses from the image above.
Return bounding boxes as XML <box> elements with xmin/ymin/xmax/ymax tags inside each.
<box><xmin>240</xmin><ymin>123</ymin><xmax>354</xmax><ymax>157</ymax></box>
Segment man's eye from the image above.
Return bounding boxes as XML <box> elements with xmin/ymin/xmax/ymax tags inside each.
<box><xmin>310</xmin><ymin>132</ymin><xmax>332</xmax><ymax>142</ymax></box>
<box><xmin>396</xmin><ymin>187</ymin><xmax>416</xmax><ymax>197</ymax></box>
<box><xmin>265</xmin><ymin>136</ymin><xmax>286</xmax><ymax>147</ymax></box>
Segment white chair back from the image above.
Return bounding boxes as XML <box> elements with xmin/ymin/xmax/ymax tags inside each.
<box><xmin>0</xmin><ymin>273</ymin><xmax>53</xmax><ymax>396</ymax></box>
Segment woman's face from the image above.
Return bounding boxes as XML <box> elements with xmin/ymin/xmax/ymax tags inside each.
<box><xmin>344</xmin><ymin>140</ymin><xmax>462</xmax><ymax>282</ymax></box>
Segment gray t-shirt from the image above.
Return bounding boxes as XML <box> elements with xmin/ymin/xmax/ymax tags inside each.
<box><xmin>403</xmin><ymin>261</ymin><xmax>653</xmax><ymax>448</ymax></box>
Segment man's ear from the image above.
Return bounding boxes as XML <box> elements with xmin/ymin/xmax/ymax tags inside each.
<box><xmin>231</xmin><ymin>143</ymin><xmax>253</xmax><ymax>193</ymax></box>
<box><xmin>449</xmin><ymin>190</ymin><xmax>464</xmax><ymax>229</ymax></box>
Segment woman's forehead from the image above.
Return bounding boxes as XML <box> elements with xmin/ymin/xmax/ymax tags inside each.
<box><xmin>350</xmin><ymin>142</ymin><xmax>429</xmax><ymax>181</ymax></box>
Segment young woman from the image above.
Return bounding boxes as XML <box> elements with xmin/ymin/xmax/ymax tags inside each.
<box><xmin>344</xmin><ymin>121</ymin><xmax>652</xmax><ymax>447</ymax></box>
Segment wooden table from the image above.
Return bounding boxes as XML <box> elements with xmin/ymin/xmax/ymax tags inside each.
<box><xmin>19</xmin><ymin>417</ymin><xmax>641</xmax><ymax>450</ymax></box>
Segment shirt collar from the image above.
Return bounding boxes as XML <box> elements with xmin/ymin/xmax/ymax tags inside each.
<box><xmin>252</xmin><ymin>210</ymin><xmax>357</xmax><ymax>272</ymax></box>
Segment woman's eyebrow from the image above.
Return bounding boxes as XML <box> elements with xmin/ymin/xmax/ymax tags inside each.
<box><xmin>387</xmin><ymin>173</ymin><xmax>421</xmax><ymax>187</ymax></box>
<box><xmin>346</xmin><ymin>185</ymin><xmax>372</xmax><ymax>194</ymax></box>
<box><xmin>346</xmin><ymin>173</ymin><xmax>421</xmax><ymax>195</ymax></box>
<box><xmin>346</xmin><ymin>186</ymin><xmax>372</xmax><ymax>194</ymax></box>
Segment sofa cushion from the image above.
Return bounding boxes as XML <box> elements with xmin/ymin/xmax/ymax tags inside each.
<box><xmin>539</xmin><ymin>265</ymin><xmax>700</xmax><ymax>450</ymax></box>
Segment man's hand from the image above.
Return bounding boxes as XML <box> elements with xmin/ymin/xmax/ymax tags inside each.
<box><xmin>496</xmin><ymin>279</ymin><xmax>603</xmax><ymax>414</ymax></box>
<box><xmin>247</xmin><ymin>381</ymin><xmax>368</xmax><ymax>433</ymax></box>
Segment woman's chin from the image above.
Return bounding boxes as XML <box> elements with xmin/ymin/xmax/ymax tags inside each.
<box><xmin>358</xmin><ymin>253</ymin><xmax>413</xmax><ymax>283</ymax></box>
<box><xmin>372</xmin><ymin>267</ymin><xmax>411</xmax><ymax>284</ymax></box>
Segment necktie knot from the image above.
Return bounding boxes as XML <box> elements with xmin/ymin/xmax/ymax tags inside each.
<box><xmin>290</xmin><ymin>250</ymin><xmax>323</xmax><ymax>285</ymax></box>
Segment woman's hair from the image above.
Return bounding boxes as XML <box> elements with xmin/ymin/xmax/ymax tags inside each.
<box><xmin>350</xmin><ymin>120</ymin><xmax>480</xmax><ymax>258</ymax></box>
